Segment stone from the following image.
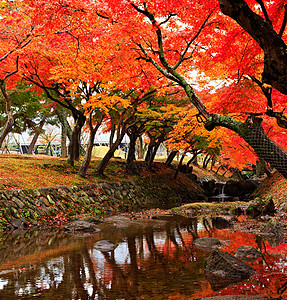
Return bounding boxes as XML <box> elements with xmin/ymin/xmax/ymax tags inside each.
<box><xmin>10</xmin><ymin>207</ymin><xmax>20</xmax><ymax>219</ymax></box>
<box><xmin>194</xmin><ymin>296</ymin><xmax>280</xmax><ymax>299</ymax></box>
<box><xmin>12</xmin><ymin>197</ymin><xmax>25</xmax><ymax>209</ymax></box>
<box><xmin>235</xmin><ymin>245</ymin><xmax>262</xmax><ymax>262</ymax></box>
<box><xmin>29</xmin><ymin>189</ymin><xmax>41</xmax><ymax>197</ymax></box>
<box><xmin>0</xmin><ymin>193</ymin><xmax>7</xmax><ymax>200</ymax></box>
<box><xmin>224</xmin><ymin>179</ymin><xmax>258</xmax><ymax>197</ymax></box>
<box><xmin>211</xmin><ymin>216</ymin><xmax>231</xmax><ymax>229</ymax></box>
<box><xmin>64</xmin><ymin>220</ymin><xmax>100</xmax><ymax>232</ymax></box>
<box><xmin>204</xmin><ymin>249</ymin><xmax>256</xmax><ymax>291</ymax></box>
<box><xmin>193</xmin><ymin>237</ymin><xmax>221</xmax><ymax>252</ymax></box>
<box><xmin>46</xmin><ymin>195</ymin><xmax>55</xmax><ymax>205</ymax></box>
<box><xmin>82</xmin><ymin>216</ymin><xmax>103</xmax><ymax>224</ymax></box>
<box><xmin>9</xmin><ymin>218</ymin><xmax>28</xmax><ymax>230</ymax></box>
<box><xmin>260</xmin><ymin>218</ymin><xmax>283</xmax><ymax>237</ymax></box>
<box><xmin>204</xmin><ymin>249</ymin><xmax>256</xmax><ymax>278</ymax></box>
<box><xmin>246</xmin><ymin>196</ymin><xmax>276</xmax><ymax>218</ymax></box>
<box><xmin>224</xmin><ymin>180</ymin><xmax>240</xmax><ymax>196</ymax></box>
<box><xmin>94</xmin><ymin>240</ymin><xmax>118</xmax><ymax>252</ymax></box>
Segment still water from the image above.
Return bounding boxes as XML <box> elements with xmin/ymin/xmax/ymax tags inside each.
<box><xmin>0</xmin><ymin>215</ymin><xmax>286</xmax><ymax>299</ymax></box>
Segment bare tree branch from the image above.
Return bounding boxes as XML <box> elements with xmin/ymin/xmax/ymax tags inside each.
<box><xmin>279</xmin><ymin>4</ymin><xmax>287</xmax><ymax>37</ymax></box>
<box><xmin>255</xmin><ymin>0</ymin><xmax>272</xmax><ymax>25</ymax></box>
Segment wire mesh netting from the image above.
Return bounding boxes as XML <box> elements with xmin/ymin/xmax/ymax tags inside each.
<box><xmin>244</xmin><ymin>125</ymin><xmax>287</xmax><ymax>179</ymax></box>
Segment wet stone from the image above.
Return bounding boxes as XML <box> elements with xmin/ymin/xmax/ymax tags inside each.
<box><xmin>94</xmin><ymin>240</ymin><xmax>118</xmax><ymax>252</ymax></box>
<box><xmin>235</xmin><ymin>245</ymin><xmax>262</xmax><ymax>262</ymax></box>
<box><xmin>211</xmin><ymin>216</ymin><xmax>231</xmax><ymax>229</ymax></box>
<box><xmin>65</xmin><ymin>220</ymin><xmax>100</xmax><ymax>233</ymax></box>
<box><xmin>194</xmin><ymin>237</ymin><xmax>221</xmax><ymax>252</ymax></box>
<box><xmin>204</xmin><ymin>249</ymin><xmax>256</xmax><ymax>279</ymax></box>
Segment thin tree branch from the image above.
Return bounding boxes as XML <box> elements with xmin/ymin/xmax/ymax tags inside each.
<box><xmin>255</xmin><ymin>0</ymin><xmax>272</xmax><ymax>25</ymax></box>
<box><xmin>173</xmin><ymin>11</ymin><xmax>214</xmax><ymax>70</ymax></box>
<box><xmin>279</xmin><ymin>4</ymin><xmax>287</xmax><ymax>37</ymax></box>
<box><xmin>2</xmin><ymin>55</ymin><xmax>19</xmax><ymax>82</ymax></box>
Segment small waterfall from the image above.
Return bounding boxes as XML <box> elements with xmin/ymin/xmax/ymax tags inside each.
<box><xmin>209</xmin><ymin>182</ymin><xmax>232</xmax><ymax>202</ymax></box>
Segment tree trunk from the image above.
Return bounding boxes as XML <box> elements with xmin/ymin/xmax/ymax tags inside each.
<box><xmin>0</xmin><ymin>83</ymin><xmax>13</xmax><ymax>149</ymax></box>
<box><xmin>78</xmin><ymin>117</ymin><xmax>103</xmax><ymax>178</ymax></box>
<box><xmin>147</xmin><ymin>142</ymin><xmax>162</xmax><ymax>169</ymax></box>
<box><xmin>137</xmin><ymin>135</ymin><xmax>144</xmax><ymax>159</ymax></box>
<box><xmin>210</xmin><ymin>156</ymin><xmax>216</xmax><ymax>171</ymax></box>
<box><xmin>218</xmin><ymin>0</ymin><xmax>287</xmax><ymax>95</ymax></box>
<box><xmin>96</xmin><ymin>133</ymin><xmax>125</xmax><ymax>175</ymax></box>
<box><xmin>145</xmin><ymin>143</ymin><xmax>154</xmax><ymax>164</ymax></box>
<box><xmin>187</xmin><ymin>150</ymin><xmax>201</xmax><ymax>167</ymax></box>
<box><xmin>78</xmin><ymin>130</ymin><xmax>96</xmax><ymax>178</ymax></box>
<box><xmin>56</xmin><ymin>110</ymin><xmax>72</xmax><ymax>141</ymax></box>
<box><xmin>27</xmin><ymin>116</ymin><xmax>47</xmax><ymax>154</ymax></box>
<box><xmin>215</xmin><ymin>165</ymin><xmax>223</xmax><ymax>174</ymax></box>
<box><xmin>27</xmin><ymin>133</ymin><xmax>39</xmax><ymax>155</ymax></box>
<box><xmin>174</xmin><ymin>154</ymin><xmax>185</xmax><ymax>179</ymax></box>
<box><xmin>203</xmin><ymin>154</ymin><xmax>210</xmax><ymax>169</ymax></box>
<box><xmin>67</xmin><ymin>114</ymin><xmax>86</xmax><ymax>166</ymax></box>
<box><xmin>61</xmin><ymin>124</ymin><xmax>68</xmax><ymax>158</ymax></box>
<box><xmin>165</xmin><ymin>150</ymin><xmax>178</xmax><ymax>166</ymax></box>
<box><xmin>109</xmin><ymin>122</ymin><xmax>116</xmax><ymax>147</ymax></box>
<box><xmin>109</xmin><ymin>122</ymin><xmax>116</xmax><ymax>158</ymax></box>
<box><xmin>126</xmin><ymin>129</ymin><xmax>138</xmax><ymax>174</ymax></box>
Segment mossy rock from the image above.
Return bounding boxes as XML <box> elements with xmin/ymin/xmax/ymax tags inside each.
<box><xmin>246</xmin><ymin>196</ymin><xmax>275</xmax><ymax>218</ymax></box>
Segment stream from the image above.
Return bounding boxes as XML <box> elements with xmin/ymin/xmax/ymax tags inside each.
<box><xmin>0</xmin><ymin>215</ymin><xmax>286</xmax><ymax>299</ymax></box>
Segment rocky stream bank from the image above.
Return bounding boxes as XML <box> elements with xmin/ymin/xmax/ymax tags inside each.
<box><xmin>0</xmin><ymin>172</ymin><xmax>206</xmax><ymax>229</ymax></box>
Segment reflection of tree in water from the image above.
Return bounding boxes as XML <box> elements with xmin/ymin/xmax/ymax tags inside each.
<box><xmin>0</xmin><ymin>218</ymin><xmax>206</xmax><ymax>299</ymax></box>
<box><xmin>2</xmin><ymin>217</ymin><xmax>287</xmax><ymax>299</ymax></box>
<box><xmin>88</xmin><ymin>218</ymin><xmax>205</xmax><ymax>299</ymax></box>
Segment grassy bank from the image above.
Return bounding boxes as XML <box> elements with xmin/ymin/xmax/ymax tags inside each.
<box><xmin>0</xmin><ymin>154</ymin><xmax>148</xmax><ymax>190</ymax></box>
<box><xmin>0</xmin><ymin>154</ymin><xmax>221</xmax><ymax>190</ymax></box>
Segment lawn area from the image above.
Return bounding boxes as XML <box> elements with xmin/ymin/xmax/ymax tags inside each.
<box><xmin>0</xmin><ymin>154</ymin><xmax>135</xmax><ymax>190</ymax></box>
<box><xmin>0</xmin><ymin>153</ymin><xmax>178</xmax><ymax>190</ymax></box>
<box><xmin>0</xmin><ymin>153</ymin><xmax>235</xmax><ymax>190</ymax></box>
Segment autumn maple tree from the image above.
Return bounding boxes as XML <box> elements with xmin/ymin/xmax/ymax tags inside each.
<box><xmin>93</xmin><ymin>0</ymin><xmax>287</xmax><ymax>178</ymax></box>
<box><xmin>0</xmin><ymin>0</ymin><xmax>286</xmax><ymax>178</ymax></box>
<box><xmin>0</xmin><ymin>0</ymin><xmax>34</xmax><ymax>148</ymax></box>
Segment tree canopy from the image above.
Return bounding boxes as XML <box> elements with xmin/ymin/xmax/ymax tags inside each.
<box><xmin>0</xmin><ymin>0</ymin><xmax>286</xmax><ymax>176</ymax></box>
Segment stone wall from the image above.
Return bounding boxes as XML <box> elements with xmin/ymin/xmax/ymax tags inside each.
<box><xmin>0</xmin><ymin>173</ymin><xmax>206</xmax><ymax>228</ymax></box>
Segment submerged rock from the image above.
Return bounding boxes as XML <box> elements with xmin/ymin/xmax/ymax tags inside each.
<box><xmin>235</xmin><ymin>245</ymin><xmax>262</xmax><ymax>262</ymax></box>
<box><xmin>205</xmin><ymin>249</ymin><xmax>256</xmax><ymax>278</ymax></box>
<box><xmin>94</xmin><ymin>240</ymin><xmax>118</xmax><ymax>252</ymax></box>
<box><xmin>259</xmin><ymin>218</ymin><xmax>284</xmax><ymax>247</ymax></box>
<box><xmin>64</xmin><ymin>220</ymin><xmax>100</xmax><ymax>232</ymax></box>
<box><xmin>260</xmin><ymin>218</ymin><xmax>283</xmax><ymax>236</ymax></box>
<box><xmin>211</xmin><ymin>216</ymin><xmax>231</xmax><ymax>229</ymax></box>
<box><xmin>193</xmin><ymin>237</ymin><xmax>221</xmax><ymax>252</ymax></box>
